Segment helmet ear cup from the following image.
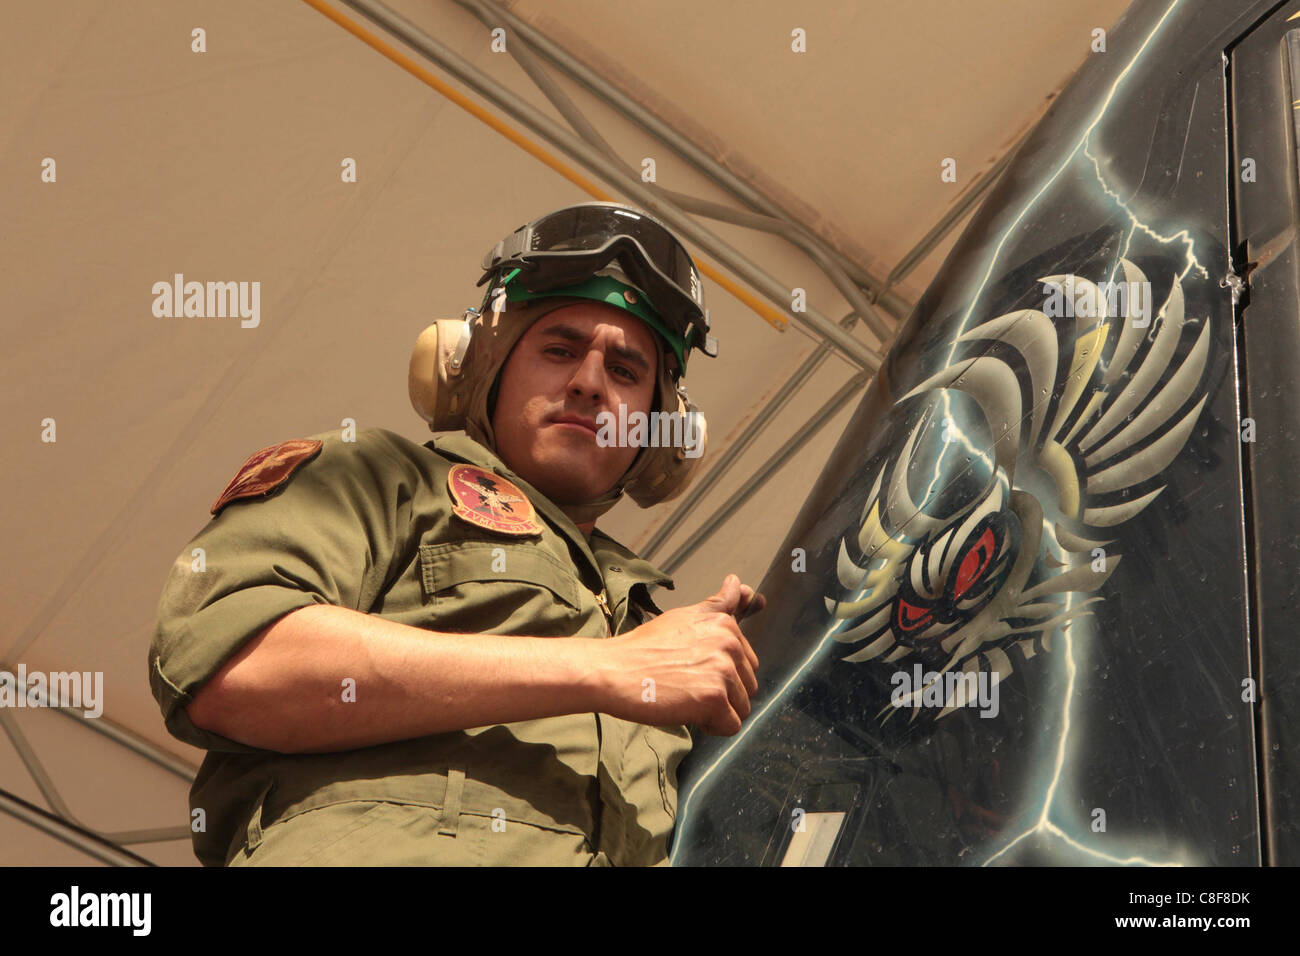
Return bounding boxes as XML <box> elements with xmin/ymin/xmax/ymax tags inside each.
<box><xmin>623</xmin><ymin>387</ymin><xmax>708</xmax><ymax>506</ymax></box>
<box><xmin>409</xmin><ymin>318</ymin><xmax>475</xmax><ymax>431</ymax></box>
<box><xmin>412</xmin><ymin>297</ymin><xmax>581</xmax><ymax>441</ymax></box>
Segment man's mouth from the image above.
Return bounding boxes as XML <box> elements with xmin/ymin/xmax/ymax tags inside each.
<box><xmin>550</xmin><ymin>414</ymin><xmax>600</xmax><ymax>436</ymax></box>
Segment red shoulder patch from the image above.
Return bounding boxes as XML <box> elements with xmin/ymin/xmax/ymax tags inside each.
<box><xmin>210</xmin><ymin>439</ymin><xmax>323</xmax><ymax>515</ymax></box>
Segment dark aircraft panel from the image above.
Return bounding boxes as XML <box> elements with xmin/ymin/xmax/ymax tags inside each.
<box><xmin>1230</xmin><ymin>7</ymin><xmax>1300</xmax><ymax>865</ymax></box>
<box><xmin>672</xmin><ymin>0</ymin><xmax>1293</xmax><ymax>866</ymax></box>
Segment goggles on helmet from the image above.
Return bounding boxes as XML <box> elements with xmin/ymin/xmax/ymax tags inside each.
<box><xmin>476</xmin><ymin>202</ymin><xmax>718</xmax><ymax>367</ymax></box>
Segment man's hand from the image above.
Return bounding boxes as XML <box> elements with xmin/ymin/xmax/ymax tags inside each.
<box><xmin>734</xmin><ymin>580</ymin><xmax>767</xmax><ymax>623</ymax></box>
<box><xmin>591</xmin><ymin>574</ymin><xmax>765</xmax><ymax>735</ymax></box>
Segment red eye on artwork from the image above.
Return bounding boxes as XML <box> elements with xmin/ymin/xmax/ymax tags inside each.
<box><xmin>953</xmin><ymin>526</ymin><xmax>996</xmax><ymax>599</ymax></box>
<box><xmin>897</xmin><ymin>597</ymin><xmax>933</xmax><ymax>632</ymax></box>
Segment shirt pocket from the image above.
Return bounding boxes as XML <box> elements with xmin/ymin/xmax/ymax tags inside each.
<box><xmin>612</xmin><ymin>583</ymin><xmax>665</xmax><ymax>635</ymax></box>
<box><xmin>418</xmin><ymin>539</ymin><xmax>583</xmax><ymax>635</ymax></box>
<box><xmin>640</xmin><ymin>724</ymin><xmax>692</xmax><ymax>820</ymax></box>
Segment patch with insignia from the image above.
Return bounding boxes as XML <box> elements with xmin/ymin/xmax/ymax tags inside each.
<box><xmin>210</xmin><ymin>438</ymin><xmax>323</xmax><ymax>515</ymax></box>
<box><xmin>447</xmin><ymin>464</ymin><xmax>543</xmax><ymax>536</ymax></box>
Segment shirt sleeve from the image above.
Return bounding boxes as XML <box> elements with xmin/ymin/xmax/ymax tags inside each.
<box><xmin>148</xmin><ymin>428</ymin><xmax>422</xmax><ymax>753</ymax></box>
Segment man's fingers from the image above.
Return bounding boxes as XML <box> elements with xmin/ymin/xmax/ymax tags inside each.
<box><xmin>702</xmin><ymin>701</ymin><xmax>743</xmax><ymax>737</ymax></box>
<box><xmin>733</xmin><ymin>645</ymin><xmax>758</xmax><ymax>697</ymax></box>
<box><xmin>701</xmin><ymin>574</ymin><xmax>742</xmax><ymax>615</ymax></box>
<box><xmin>726</xmin><ymin>668</ymin><xmax>752</xmax><ymax>721</ymax></box>
<box><xmin>696</xmin><ymin>576</ymin><xmax>765</xmax><ymax>622</ymax></box>
<box><xmin>731</xmin><ymin>619</ymin><xmax>759</xmax><ymax>672</ymax></box>
<box><xmin>735</xmin><ymin>587</ymin><xmax>768</xmax><ymax>623</ymax></box>
<box><xmin>711</xmin><ymin>613</ymin><xmax>759</xmax><ymax>694</ymax></box>
<box><xmin>735</xmin><ymin>584</ymin><xmax>754</xmax><ymax>620</ymax></box>
<box><xmin>674</xmin><ymin>576</ymin><xmax>765</xmax><ymax>736</ymax></box>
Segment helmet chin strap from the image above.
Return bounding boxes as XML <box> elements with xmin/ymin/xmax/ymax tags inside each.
<box><xmin>553</xmin><ymin>486</ymin><xmax>625</xmax><ymax>528</ymax></box>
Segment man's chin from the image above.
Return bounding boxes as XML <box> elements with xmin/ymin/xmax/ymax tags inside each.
<box><xmin>527</xmin><ymin>449</ymin><xmax>625</xmax><ymax>503</ymax></box>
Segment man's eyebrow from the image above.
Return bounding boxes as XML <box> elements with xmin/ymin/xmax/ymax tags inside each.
<box><xmin>539</xmin><ymin>322</ymin><xmax>652</xmax><ymax>374</ymax></box>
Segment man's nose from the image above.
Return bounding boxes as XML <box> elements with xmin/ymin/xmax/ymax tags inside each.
<box><xmin>566</xmin><ymin>348</ymin><xmax>607</xmax><ymax>399</ymax></box>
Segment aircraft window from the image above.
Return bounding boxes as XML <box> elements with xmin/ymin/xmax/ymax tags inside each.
<box><xmin>779</xmin><ymin>811</ymin><xmax>846</xmax><ymax>867</ymax></box>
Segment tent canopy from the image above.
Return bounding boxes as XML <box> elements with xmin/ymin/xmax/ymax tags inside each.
<box><xmin>0</xmin><ymin>0</ymin><xmax>1129</xmax><ymax>865</ymax></box>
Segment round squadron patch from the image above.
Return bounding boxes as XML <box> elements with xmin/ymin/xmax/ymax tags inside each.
<box><xmin>447</xmin><ymin>464</ymin><xmax>543</xmax><ymax>536</ymax></box>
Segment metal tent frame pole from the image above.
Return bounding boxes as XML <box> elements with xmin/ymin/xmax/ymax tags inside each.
<box><xmin>337</xmin><ymin>0</ymin><xmax>884</xmax><ymax>370</ymax></box>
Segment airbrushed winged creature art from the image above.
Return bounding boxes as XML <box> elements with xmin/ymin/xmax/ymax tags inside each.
<box><xmin>825</xmin><ymin>259</ymin><xmax>1211</xmax><ymax>720</ymax></box>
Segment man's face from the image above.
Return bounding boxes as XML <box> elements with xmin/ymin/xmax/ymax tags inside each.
<box><xmin>491</xmin><ymin>301</ymin><xmax>659</xmax><ymax>504</ymax></box>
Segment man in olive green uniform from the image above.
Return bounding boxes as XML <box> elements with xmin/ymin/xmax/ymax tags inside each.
<box><xmin>148</xmin><ymin>202</ymin><xmax>763</xmax><ymax>866</ymax></box>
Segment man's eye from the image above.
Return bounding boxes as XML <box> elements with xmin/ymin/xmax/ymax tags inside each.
<box><xmin>611</xmin><ymin>365</ymin><xmax>637</xmax><ymax>383</ymax></box>
<box><xmin>544</xmin><ymin>346</ymin><xmax>574</xmax><ymax>358</ymax></box>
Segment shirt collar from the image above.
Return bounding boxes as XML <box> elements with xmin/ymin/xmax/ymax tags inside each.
<box><xmin>587</xmin><ymin>528</ymin><xmax>675</xmax><ymax>592</ymax></box>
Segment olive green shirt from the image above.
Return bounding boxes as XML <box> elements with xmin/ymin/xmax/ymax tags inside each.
<box><xmin>148</xmin><ymin>427</ymin><xmax>689</xmax><ymax>866</ymax></box>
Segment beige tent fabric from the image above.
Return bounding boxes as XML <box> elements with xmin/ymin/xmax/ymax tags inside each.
<box><xmin>0</xmin><ymin>0</ymin><xmax>1128</xmax><ymax>864</ymax></box>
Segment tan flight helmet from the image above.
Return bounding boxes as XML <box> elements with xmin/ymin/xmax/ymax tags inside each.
<box><xmin>409</xmin><ymin>261</ymin><xmax>710</xmax><ymax>525</ymax></box>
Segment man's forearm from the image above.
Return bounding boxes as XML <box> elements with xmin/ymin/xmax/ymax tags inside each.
<box><xmin>185</xmin><ymin>604</ymin><xmax>605</xmax><ymax>753</ymax></box>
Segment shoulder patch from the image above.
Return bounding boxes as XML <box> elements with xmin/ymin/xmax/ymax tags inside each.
<box><xmin>210</xmin><ymin>438</ymin><xmax>323</xmax><ymax>515</ymax></box>
<box><xmin>446</xmin><ymin>464</ymin><xmax>543</xmax><ymax>537</ymax></box>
